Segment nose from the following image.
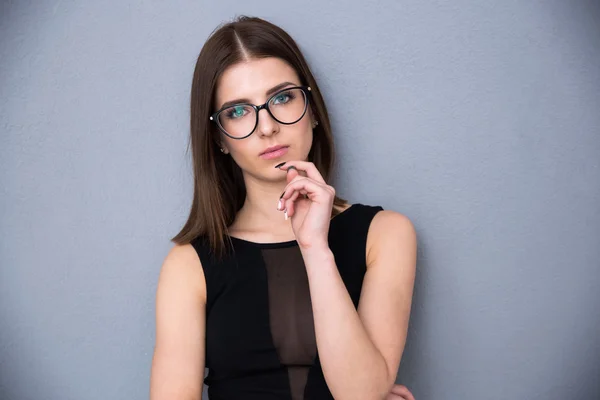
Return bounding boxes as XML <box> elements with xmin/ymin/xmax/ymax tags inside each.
<box><xmin>256</xmin><ymin>107</ymin><xmax>279</xmax><ymax>137</ymax></box>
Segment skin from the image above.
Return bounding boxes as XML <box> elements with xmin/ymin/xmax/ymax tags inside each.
<box><xmin>150</xmin><ymin>57</ymin><xmax>417</xmax><ymax>399</ymax></box>
<box><xmin>216</xmin><ymin>57</ymin><xmax>321</xmax><ymax>242</ymax></box>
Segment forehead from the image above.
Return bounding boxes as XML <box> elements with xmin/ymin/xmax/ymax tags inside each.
<box><xmin>215</xmin><ymin>57</ymin><xmax>301</xmax><ymax>106</ymax></box>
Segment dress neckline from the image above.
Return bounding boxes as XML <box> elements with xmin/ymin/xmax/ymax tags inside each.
<box><xmin>226</xmin><ymin>203</ymin><xmax>357</xmax><ymax>249</ymax></box>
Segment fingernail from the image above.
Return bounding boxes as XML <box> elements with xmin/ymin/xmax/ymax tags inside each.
<box><xmin>279</xmin><ymin>191</ymin><xmax>285</xmax><ymax>199</ymax></box>
<box><xmin>274</xmin><ymin>162</ymin><xmax>286</xmax><ymax>169</ymax></box>
<box><xmin>284</xmin><ymin>209</ymin><xmax>288</xmax><ymax>220</ymax></box>
<box><xmin>287</xmin><ymin>165</ymin><xmax>297</xmax><ymax>172</ymax></box>
<box><xmin>277</xmin><ymin>199</ymin><xmax>282</xmax><ymax>210</ymax></box>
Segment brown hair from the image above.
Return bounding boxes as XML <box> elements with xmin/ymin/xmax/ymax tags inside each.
<box><xmin>172</xmin><ymin>16</ymin><xmax>348</xmax><ymax>258</ymax></box>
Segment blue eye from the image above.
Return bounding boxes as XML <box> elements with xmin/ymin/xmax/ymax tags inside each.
<box><xmin>225</xmin><ymin>106</ymin><xmax>248</xmax><ymax>119</ymax></box>
<box><xmin>271</xmin><ymin>91</ymin><xmax>294</xmax><ymax>105</ymax></box>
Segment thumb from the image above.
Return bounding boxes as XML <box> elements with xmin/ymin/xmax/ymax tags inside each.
<box><xmin>286</xmin><ymin>166</ymin><xmax>299</xmax><ymax>184</ymax></box>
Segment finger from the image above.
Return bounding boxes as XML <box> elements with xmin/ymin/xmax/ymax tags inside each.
<box><xmin>280</xmin><ymin>177</ymin><xmax>332</xmax><ymax>203</ymax></box>
<box><xmin>386</xmin><ymin>387</ymin><xmax>413</xmax><ymax>400</ymax></box>
<box><xmin>390</xmin><ymin>385</ymin><xmax>410</xmax><ymax>395</ymax></box>
<box><xmin>403</xmin><ymin>390</ymin><xmax>416</xmax><ymax>400</ymax></box>
<box><xmin>287</xmin><ymin>168</ymin><xmax>310</xmax><ymax>199</ymax></box>
<box><xmin>284</xmin><ymin>190</ymin><xmax>302</xmax><ymax>218</ymax></box>
<box><xmin>286</xmin><ymin>165</ymin><xmax>300</xmax><ymax>184</ymax></box>
<box><xmin>277</xmin><ymin>161</ymin><xmax>326</xmax><ymax>184</ymax></box>
<box><xmin>386</xmin><ymin>394</ymin><xmax>407</xmax><ymax>400</ymax></box>
<box><xmin>390</xmin><ymin>385</ymin><xmax>415</xmax><ymax>400</ymax></box>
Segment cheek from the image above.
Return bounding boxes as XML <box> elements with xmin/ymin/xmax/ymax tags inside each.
<box><xmin>225</xmin><ymin>137</ymin><xmax>259</xmax><ymax>166</ymax></box>
<box><xmin>226</xmin><ymin>138</ymin><xmax>248</xmax><ymax>156</ymax></box>
<box><xmin>294</xmin><ymin>113</ymin><xmax>313</xmax><ymax>135</ymax></box>
<box><xmin>299</xmin><ymin>125</ymin><xmax>314</xmax><ymax>159</ymax></box>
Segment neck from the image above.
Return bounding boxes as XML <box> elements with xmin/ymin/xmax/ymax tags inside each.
<box><xmin>231</xmin><ymin>171</ymin><xmax>293</xmax><ymax>239</ymax></box>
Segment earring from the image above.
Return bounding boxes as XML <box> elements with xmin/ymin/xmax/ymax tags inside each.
<box><xmin>312</xmin><ymin>120</ymin><xmax>319</xmax><ymax>128</ymax></box>
<box><xmin>220</xmin><ymin>148</ymin><xmax>226</xmax><ymax>153</ymax></box>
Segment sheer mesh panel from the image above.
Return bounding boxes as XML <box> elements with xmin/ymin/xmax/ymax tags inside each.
<box><xmin>262</xmin><ymin>246</ymin><xmax>317</xmax><ymax>400</ymax></box>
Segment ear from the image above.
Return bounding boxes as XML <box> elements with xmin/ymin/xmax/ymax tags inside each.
<box><xmin>309</xmin><ymin>106</ymin><xmax>318</xmax><ymax>124</ymax></box>
<box><xmin>309</xmin><ymin>107</ymin><xmax>319</xmax><ymax>129</ymax></box>
<box><xmin>213</xmin><ymin>137</ymin><xmax>229</xmax><ymax>154</ymax></box>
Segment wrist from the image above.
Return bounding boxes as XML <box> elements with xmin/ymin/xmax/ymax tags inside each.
<box><xmin>299</xmin><ymin>244</ymin><xmax>334</xmax><ymax>266</ymax></box>
<box><xmin>298</xmin><ymin>240</ymin><xmax>330</xmax><ymax>254</ymax></box>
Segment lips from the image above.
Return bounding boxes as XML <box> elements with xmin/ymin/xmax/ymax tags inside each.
<box><xmin>260</xmin><ymin>145</ymin><xmax>288</xmax><ymax>156</ymax></box>
<box><xmin>259</xmin><ymin>145</ymin><xmax>289</xmax><ymax>160</ymax></box>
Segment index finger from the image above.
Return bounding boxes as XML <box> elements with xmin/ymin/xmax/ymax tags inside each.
<box><xmin>389</xmin><ymin>385</ymin><xmax>415</xmax><ymax>400</ymax></box>
<box><xmin>276</xmin><ymin>161</ymin><xmax>326</xmax><ymax>184</ymax></box>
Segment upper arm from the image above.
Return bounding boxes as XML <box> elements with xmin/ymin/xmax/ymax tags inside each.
<box><xmin>150</xmin><ymin>243</ymin><xmax>207</xmax><ymax>400</ymax></box>
<box><xmin>357</xmin><ymin>210</ymin><xmax>417</xmax><ymax>384</ymax></box>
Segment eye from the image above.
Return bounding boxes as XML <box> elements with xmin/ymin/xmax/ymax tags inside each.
<box><xmin>224</xmin><ymin>105</ymin><xmax>249</xmax><ymax>119</ymax></box>
<box><xmin>271</xmin><ymin>91</ymin><xmax>294</xmax><ymax>105</ymax></box>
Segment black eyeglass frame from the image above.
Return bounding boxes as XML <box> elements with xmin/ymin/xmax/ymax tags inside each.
<box><xmin>209</xmin><ymin>85</ymin><xmax>312</xmax><ymax>140</ymax></box>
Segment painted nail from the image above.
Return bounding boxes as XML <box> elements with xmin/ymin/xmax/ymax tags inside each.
<box><xmin>279</xmin><ymin>191</ymin><xmax>285</xmax><ymax>199</ymax></box>
<box><xmin>284</xmin><ymin>209</ymin><xmax>288</xmax><ymax>220</ymax></box>
<box><xmin>277</xmin><ymin>199</ymin><xmax>282</xmax><ymax>210</ymax></box>
<box><xmin>274</xmin><ymin>161</ymin><xmax>286</xmax><ymax>169</ymax></box>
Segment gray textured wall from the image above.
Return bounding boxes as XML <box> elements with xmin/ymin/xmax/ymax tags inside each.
<box><xmin>1</xmin><ymin>1</ymin><xmax>599</xmax><ymax>399</ymax></box>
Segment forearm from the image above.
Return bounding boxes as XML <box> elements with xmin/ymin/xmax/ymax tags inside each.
<box><xmin>301</xmin><ymin>246</ymin><xmax>394</xmax><ymax>400</ymax></box>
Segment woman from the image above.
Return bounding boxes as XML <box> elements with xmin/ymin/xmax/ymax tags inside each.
<box><xmin>150</xmin><ymin>16</ymin><xmax>417</xmax><ymax>400</ymax></box>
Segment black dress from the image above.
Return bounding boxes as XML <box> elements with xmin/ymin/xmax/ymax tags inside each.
<box><xmin>190</xmin><ymin>203</ymin><xmax>384</xmax><ymax>400</ymax></box>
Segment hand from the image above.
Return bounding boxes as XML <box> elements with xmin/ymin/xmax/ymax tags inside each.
<box><xmin>386</xmin><ymin>384</ymin><xmax>416</xmax><ymax>400</ymax></box>
<box><xmin>277</xmin><ymin>161</ymin><xmax>335</xmax><ymax>249</ymax></box>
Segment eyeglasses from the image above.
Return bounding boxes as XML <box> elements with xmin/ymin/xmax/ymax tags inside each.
<box><xmin>210</xmin><ymin>86</ymin><xmax>311</xmax><ymax>139</ymax></box>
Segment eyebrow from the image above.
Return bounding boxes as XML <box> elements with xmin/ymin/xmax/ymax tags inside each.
<box><xmin>219</xmin><ymin>81</ymin><xmax>298</xmax><ymax>109</ymax></box>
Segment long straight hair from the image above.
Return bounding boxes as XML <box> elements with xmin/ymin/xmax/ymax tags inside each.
<box><xmin>172</xmin><ymin>16</ymin><xmax>347</xmax><ymax>258</ymax></box>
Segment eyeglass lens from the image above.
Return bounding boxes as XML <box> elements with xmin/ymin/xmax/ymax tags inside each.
<box><xmin>217</xmin><ymin>88</ymin><xmax>308</xmax><ymax>138</ymax></box>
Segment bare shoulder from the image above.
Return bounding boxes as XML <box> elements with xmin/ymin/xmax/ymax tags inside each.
<box><xmin>163</xmin><ymin>243</ymin><xmax>202</xmax><ymax>267</ymax></box>
<box><xmin>158</xmin><ymin>243</ymin><xmax>206</xmax><ymax>303</ymax></box>
<box><xmin>370</xmin><ymin>210</ymin><xmax>416</xmax><ymax>237</ymax></box>
<box><xmin>366</xmin><ymin>210</ymin><xmax>417</xmax><ymax>266</ymax></box>
<box><xmin>151</xmin><ymin>243</ymin><xmax>206</xmax><ymax>399</ymax></box>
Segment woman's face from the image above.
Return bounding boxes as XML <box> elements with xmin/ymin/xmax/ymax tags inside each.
<box><xmin>214</xmin><ymin>57</ymin><xmax>314</xmax><ymax>181</ymax></box>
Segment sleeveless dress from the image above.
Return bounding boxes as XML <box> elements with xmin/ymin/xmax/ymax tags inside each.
<box><xmin>190</xmin><ymin>203</ymin><xmax>384</xmax><ymax>400</ymax></box>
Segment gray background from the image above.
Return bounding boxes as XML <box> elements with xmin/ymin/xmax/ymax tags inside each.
<box><xmin>1</xmin><ymin>0</ymin><xmax>599</xmax><ymax>399</ymax></box>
